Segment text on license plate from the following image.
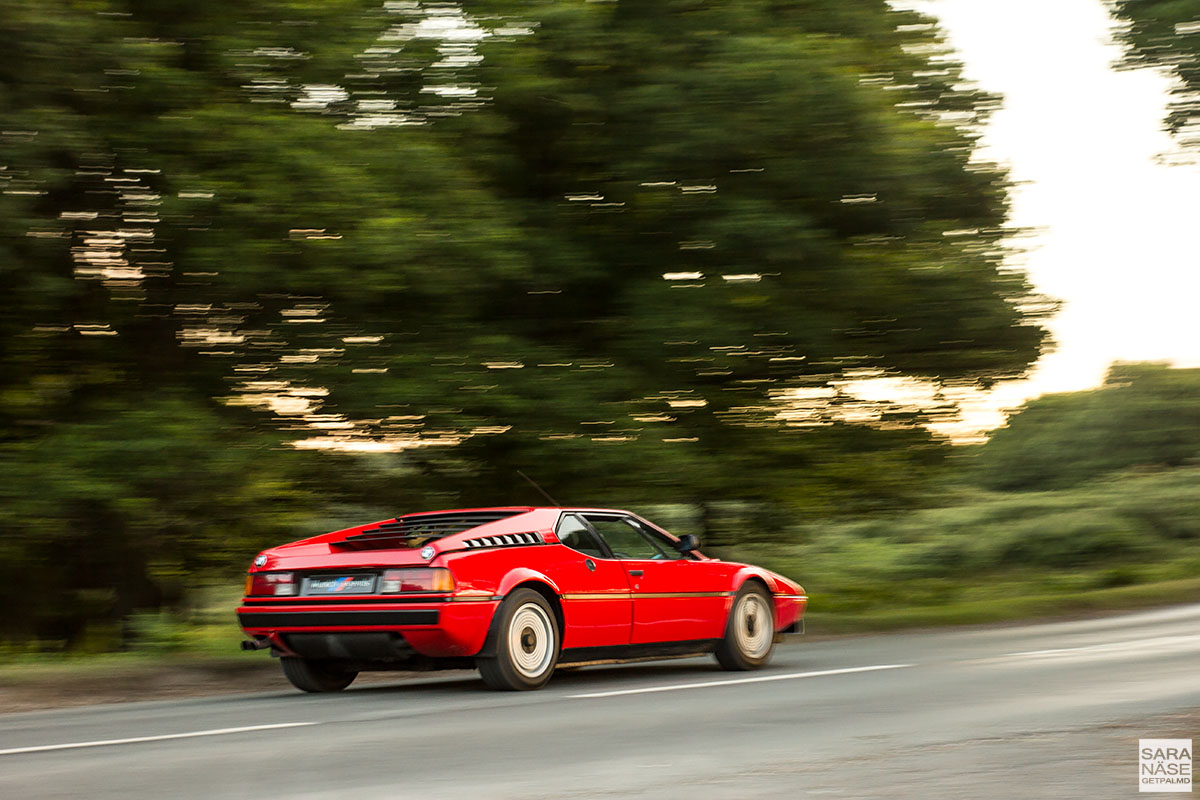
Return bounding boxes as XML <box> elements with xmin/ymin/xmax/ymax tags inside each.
<box><xmin>304</xmin><ymin>575</ymin><xmax>377</xmax><ymax>595</ymax></box>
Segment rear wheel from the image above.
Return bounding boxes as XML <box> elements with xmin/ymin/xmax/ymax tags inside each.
<box><xmin>715</xmin><ymin>583</ymin><xmax>775</xmax><ymax>671</ymax></box>
<box><xmin>477</xmin><ymin>589</ymin><xmax>560</xmax><ymax>691</ymax></box>
<box><xmin>280</xmin><ymin>657</ymin><xmax>358</xmax><ymax>693</ymax></box>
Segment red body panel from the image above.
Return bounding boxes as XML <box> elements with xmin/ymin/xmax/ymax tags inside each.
<box><xmin>512</xmin><ymin>559</ymin><xmax>633</xmax><ymax>649</ymax></box>
<box><xmin>621</xmin><ymin>558</ymin><xmax>731</xmax><ymax>643</ymax></box>
<box><xmin>237</xmin><ymin>506</ymin><xmax>807</xmax><ymax>660</ymax></box>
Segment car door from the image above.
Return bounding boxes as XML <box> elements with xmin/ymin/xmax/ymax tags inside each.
<box><xmin>581</xmin><ymin>514</ymin><xmax>729</xmax><ymax>645</ymax></box>
<box><xmin>543</xmin><ymin>513</ymin><xmax>634</xmax><ymax>650</ymax></box>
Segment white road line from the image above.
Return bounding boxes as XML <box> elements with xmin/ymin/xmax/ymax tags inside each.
<box><xmin>1004</xmin><ymin>634</ymin><xmax>1200</xmax><ymax>659</ymax></box>
<box><xmin>567</xmin><ymin>664</ymin><xmax>913</xmax><ymax>699</ymax></box>
<box><xmin>0</xmin><ymin>722</ymin><xmax>317</xmax><ymax>756</ymax></box>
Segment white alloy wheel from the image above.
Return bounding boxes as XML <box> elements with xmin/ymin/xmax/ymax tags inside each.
<box><xmin>733</xmin><ymin>591</ymin><xmax>773</xmax><ymax>661</ymax></box>
<box><xmin>715</xmin><ymin>583</ymin><xmax>776</xmax><ymax>670</ymax></box>
<box><xmin>477</xmin><ymin>588</ymin><xmax>561</xmax><ymax>690</ymax></box>
<box><xmin>508</xmin><ymin>602</ymin><xmax>555</xmax><ymax>679</ymax></box>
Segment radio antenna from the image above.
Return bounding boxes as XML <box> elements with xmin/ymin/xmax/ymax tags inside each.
<box><xmin>517</xmin><ymin>470</ymin><xmax>562</xmax><ymax>507</ymax></box>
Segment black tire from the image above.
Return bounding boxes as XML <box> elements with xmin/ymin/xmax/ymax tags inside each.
<box><xmin>477</xmin><ymin>589</ymin><xmax>560</xmax><ymax>691</ymax></box>
<box><xmin>715</xmin><ymin>583</ymin><xmax>775</xmax><ymax>671</ymax></box>
<box><xmin>280</xmin><ymin>657</ymin><xmax>358</xmax><ymax>693</ymax></box>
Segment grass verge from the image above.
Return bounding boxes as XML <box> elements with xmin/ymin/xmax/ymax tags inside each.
<box><xmin>807</xmin><ymin>576</ymin><xmax>1200</xmax><ymax>634</ymax></box>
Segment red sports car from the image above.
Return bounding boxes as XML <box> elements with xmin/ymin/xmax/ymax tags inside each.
<box><xmin>237</xmin><ymin>507</ymin><xmax>807</xmax><ymax>692</ymax></box>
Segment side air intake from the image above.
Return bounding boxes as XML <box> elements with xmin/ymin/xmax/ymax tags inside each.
<box><xmin>462</xmin><ymin>532</ymin><xmax>544</xmax><ymax>549</ymax></box>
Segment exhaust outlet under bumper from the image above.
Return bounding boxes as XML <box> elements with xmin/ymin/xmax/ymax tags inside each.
<box><xmin>240</xmin><ymin>638</ymin><xmax>272</xmax><ymax>651</ymax></box>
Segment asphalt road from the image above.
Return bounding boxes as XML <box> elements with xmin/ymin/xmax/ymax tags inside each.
<box><xmin>2</xmin><ymin>605</ymin><xmax>1198</xmax><ymax>799</ymax></box>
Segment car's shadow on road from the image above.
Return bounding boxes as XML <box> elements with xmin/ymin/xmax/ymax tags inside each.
<box><xmin>548</xmin><ymin>658</ymin><xmax>726</xmax><ymax>688</ymax></box>
<box><xmin>333</xmin><ymin>657</ymin><xmax>731</xmax><ymax>700</ymax></box>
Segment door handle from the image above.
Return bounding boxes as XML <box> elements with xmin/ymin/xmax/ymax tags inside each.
<box><xmin>585</xmin><ymin>559</ymin><xmax>596</xmax><ymax>572</ymax></box>
<box><xmin>629</xmin><ymin>569</ymin><xmax>644</xmax><ymax>576</ymax></box>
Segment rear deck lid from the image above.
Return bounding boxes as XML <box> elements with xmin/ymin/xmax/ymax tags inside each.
<box><xmin>332</xmin><ymin>509</ymin><xmax>528</xmax><ymax>551</ymax></box>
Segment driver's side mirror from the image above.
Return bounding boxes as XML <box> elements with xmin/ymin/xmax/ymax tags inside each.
<box><xmin>676</xmin><ymin>534</ymin><xmax>700</xmax><ymax>553</ymax></box>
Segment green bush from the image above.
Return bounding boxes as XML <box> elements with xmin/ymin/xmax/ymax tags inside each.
<box><xmin>126</xmin><ymin>613</ymin><xmax>194</xmax><ymax>655</ymax></box>
<box><xmin>727</xmin><ymin>466</ymin><xmax>1200</xmax><ymax>616</ymax></box>
<box><xmin>986</xmin><ymin>514</ymin><xmax>1155</xmax><ymax>569</ymax></box>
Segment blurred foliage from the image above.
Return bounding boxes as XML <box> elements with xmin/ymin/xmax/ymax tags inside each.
<box><xmin>1110</xmin><ymin>0</ymin><xmax>1200</xmax><ymax>144</ymax></box>
<box><xmin>968</xmin><ymin>363</ymin><xmax>1200</xmax><ymax>491</ymax></box>
<box><xmin>732</xmin><ymin>465</ymin><xmax>1200</xmax><ymax>617</ymax></box>
<box><xmin>0</xmin><ymin>0</ymin><xmax>1056</xmax><ymax>646</ymax></box>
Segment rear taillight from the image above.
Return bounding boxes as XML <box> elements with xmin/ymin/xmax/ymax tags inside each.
<box><xmin>245</xmin><ymin>572</ymin><xmax>296</xmax><ymax>597</ymax></box>
<box><xmin>379</xmin><ymin>568</ymin><xmax>455</xmax><ymax>593</ymax></box>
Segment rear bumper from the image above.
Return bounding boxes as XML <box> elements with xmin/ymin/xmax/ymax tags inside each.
<box><xmin>237</xmin><ymin>598</ymin><xmax>498</xmax><ymax>658</ymax></box>
<box><xmin>238</xmin><ymin>609</ymin><xmax>438</xmax><ymax>628</ymax></box>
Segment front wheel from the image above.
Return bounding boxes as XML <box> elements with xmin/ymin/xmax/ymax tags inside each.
<box><xmin>715</xmin><ymin>583</ymin><xmax>775</xmax><ymax>671</ymax></box>
<box><xmin>477</xmin><ymin>589</ymin><xmax>560</xmax><ymax>691</ymax></box>
<box><xmin>280</xmin><ymin>657</ymin><xmax>358</xmax><ymax>693</ymax></box>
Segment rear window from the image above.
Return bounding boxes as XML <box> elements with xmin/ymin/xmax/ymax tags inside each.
<box><xmin>336</xmin><ymin>510</ymin><xmax>526</xmax><ymax>550</ymax></box>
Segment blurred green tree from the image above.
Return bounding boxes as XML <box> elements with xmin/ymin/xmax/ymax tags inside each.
<box><xmin>1110</xmin><ymin>0</ymin><xmax>1200</xmax><ymax>144</ymax></box>
<box><xmin>407</xmin><ymin>0</ymin><xmax>1049</xmax><ymax>516</ymax></box>
<box><xmin>971</xmin><ymin>363</ymin><xmax>1200</xmax><ymax>491</ymax></box>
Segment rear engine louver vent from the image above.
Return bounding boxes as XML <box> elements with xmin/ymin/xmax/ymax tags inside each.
<box><xmin>463</xmin><ymin>532</ymin><xmax>543</xmax><ymax>549</ymax></box>
<box><xmin>337</xmin><ymin>511</ymin><xmax>525</xmax><ymax>551</ymax></box>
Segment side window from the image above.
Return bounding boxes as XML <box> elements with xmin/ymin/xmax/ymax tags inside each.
<box><xmin>556</xmin><ymin>514</ymin><xmax>607</xmax><ymax>558</ymax></box>
<box><xmin>584</xmin><ymin>515</ymin><xmax>667</xmax><ymax>560</ymax></box>
<box><xmin>635</xmin><ymin>520</ymin><xmax>688</xmax><ymax>561</ymax></box>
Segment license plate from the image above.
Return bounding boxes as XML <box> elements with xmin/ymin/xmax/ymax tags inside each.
<box><xmin>303</xmin><ymin>575</ymin><xmax>377</xmax><ymax>595</ymax></box>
